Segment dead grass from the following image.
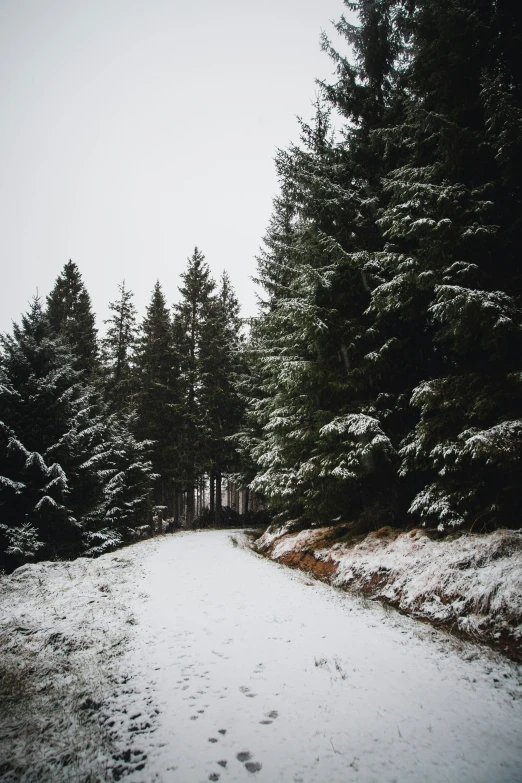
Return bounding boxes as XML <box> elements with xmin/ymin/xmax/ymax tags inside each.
<box><xmin>0</xmin><ymin>551</ymin><xmax>150</xmax><ymax>782</ymax></box>
<box><xmin>0</xmin><ymin>627</ymin><xmax>114</xmax><ymax>782</ymax></box>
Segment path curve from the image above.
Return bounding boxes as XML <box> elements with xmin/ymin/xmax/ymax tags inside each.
<box><xmin>110</xmin><ymin>530</ymin><xmax>522</xmax><ymax>783</ymax></box>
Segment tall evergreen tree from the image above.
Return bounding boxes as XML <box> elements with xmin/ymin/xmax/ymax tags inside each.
<box><xmin>102</xmin><ymin>281</ymin><xmax>138</xmax><ymax>412</ymax></box>
<box><xmin>245</xmin><ymin>23</ymin><xmax>407</xmax><ymax>525</ymax></box>
<box><xmin>173</xmin><ymin>248</ymin><xmax>216</xmax><ymax>525</ymax></box>
<box><xmin>134</xmin><ymin>281</ymin><xmax>180</xmax><ymax>518</ymax></box>
<box><xmin>0</xmin><ymin>296</ymin><xmax>154</xmax><ymax>571</ymax></box>
<box><xmin>243</xmin><ymin>0</ymin><xmax>522</xmax><ymax>533</ymax></box>
<box><xmin>199</xmin><ymin>271</ymin><xmax>244</xmax><ymax>519</ymax></box>
<box><xmin>46</xmin><ymin>260</ymin><xmax>98</xmax><ymax>374</ymax></box>
<box><xmin>375</xmin><ymin>0</ymin><xmax>522</xmax><ymax>530</ymax></box>
<box><xmin>0</xmin><ymin>297</ymin><xmax>75</xmax><ymax>566</ymax></box>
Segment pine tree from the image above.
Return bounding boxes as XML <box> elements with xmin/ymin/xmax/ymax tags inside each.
<box><xmin>0</xmin><ymin>297</ymin><xmax>84</xmax><ymax>567</ymax></box>
<box><xmin>0</xmin><ymin>296</ymin><xmax>155</xmax><ymax>571</ymax></box>
<box><xmin>134</xmin><ymin>281</ymin><xmax>180</xmax><ymax>518</ymax></box>
<box><xmin>46</xmin><ymin>260</ymin><xmax>98</xmax><ymax>374</ymax></box>
<box><xmin>88</xmin><ymin>409</ymin><xmax>156</xmax><ymax>551</ymax></box>
<box><xmin>375</xmin><ymin>0</ymin><xmax>522</xmax><ymax>530</ymax></box>
<box><xmin>102</xmin><ymin>281</ymin><xmax>138</xmax><ymax>412</ymax></box>
<box><xmin>244</xmin><ymin>0</ymin><xmax>522</xmax><ymax>532</ymax></box>
<box><xmin>244</xmin><ymin>0</ymin><xmax>522</xmax><ymax>529</ymax></box>
<box><xmin>244</xmin><ymin>7</ymin><xmax>408</xmax><ymax>527</ymax></box>
<box><xmin>173</xmin><ymin>248</ymin><xmax>216</xmax><ymax>525</ymax></box>
<box><xmin>199</xmin><ymin>271</ymin><xmax>244</xmax><ymax>520</ymax></box>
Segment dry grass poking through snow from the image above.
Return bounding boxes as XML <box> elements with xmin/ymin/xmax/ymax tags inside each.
<box><xmin>0</xmin><ymin>552</ymin><xmax>145</xmax><ymax>782</ymax></box>
<box><xmin>254</xmin><ymin>524</ymin><xmax>522</xmax><ymax>660</ymax></box>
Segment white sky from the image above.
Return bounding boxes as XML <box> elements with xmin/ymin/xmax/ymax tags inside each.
<box><xmin>0</xmin><ymin>0</ymin><xmax>348</xmax><ymax>333</ymax></box>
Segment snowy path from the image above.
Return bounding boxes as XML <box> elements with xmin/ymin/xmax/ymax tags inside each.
<box><xmin>109</xmin><ymin>530</ymin><xmax>522</xmax><ymax>783</ymax></box>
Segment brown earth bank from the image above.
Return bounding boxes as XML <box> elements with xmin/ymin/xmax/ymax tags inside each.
<box><xmin>252</xmin><ymin>522</ymin><xmax>522</xmax><ymax>663</ymax></box>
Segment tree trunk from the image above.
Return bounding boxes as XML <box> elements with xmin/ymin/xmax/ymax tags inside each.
<box><xmin>173</xmin><ymin>488</ymin><xmax>179</xmax><ymax>526</ymax></box>
<box><xmin>216</xmin><ymin>469</ymin><xmax>222</xmax><ymax>524</ymax></box>
<box><xmin>210</xmin><ymin>469</ymin><xmax>215</xmax><ymax>521</ymax></box>
<box><xmin>186</xmin><ymin>481</ymin><xmax>194</xmax><ymax>528</ymax></box>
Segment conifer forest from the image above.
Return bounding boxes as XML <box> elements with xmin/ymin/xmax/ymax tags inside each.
<box><xmin>2</xmin><ymin>0</ymin><xmax>522</xmax><ymax>574</ymax></box>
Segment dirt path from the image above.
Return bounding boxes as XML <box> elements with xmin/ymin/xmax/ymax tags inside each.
<box><xmin>107</xmin><ymin>530</ymin><xmax>522</xmax><ymax>783</ymax></box>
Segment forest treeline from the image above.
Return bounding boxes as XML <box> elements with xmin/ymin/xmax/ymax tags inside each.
<box><xmin>1</xmin><ymin>0</ymin><xmax>521</xmax><ymax>571</ymax></box>
<box><xmin>0</xmin><ymin>251</ymin><xmax>249</xmax><ymax>572</ymax></box>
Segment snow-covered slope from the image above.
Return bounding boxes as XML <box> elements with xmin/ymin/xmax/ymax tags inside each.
<box><xmin>255</xmin><ymin>524</ymin><xmax>522</xmax><ymax>657</ymax></box>
<box><xmin>1</xmin><ymin>530</ymin><xmax>522</xmax><ymax>782</ymax></box>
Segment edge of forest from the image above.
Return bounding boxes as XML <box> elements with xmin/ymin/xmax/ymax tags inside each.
<box><xmin>252</xmin><ymin>522</ymin><xmax>522</xmax><ymax>662</ymax></box>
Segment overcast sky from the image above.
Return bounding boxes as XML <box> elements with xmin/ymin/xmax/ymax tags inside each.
<box><xmin>0</xmin><ymin>0</ymin><xmax>349</xmax><ymax>333</ymax></box>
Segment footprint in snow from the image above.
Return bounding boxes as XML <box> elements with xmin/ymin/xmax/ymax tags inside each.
<box><xmin>217</xmin><ymin>760</ymin><xmax>227</xmax><ymax>768</ymax></box>
<box><xmin>236</xmin><ymin>752</ymin><xmax>251</xmax><ymax>762</ymax></box>
<box><xmin>260</xmin><ymin>710</ymin><xmax>278</xmax><ymax>725</ymax></box>
<box><xmin>245</xmin><ymin>762</ymin><xmax>262</xmax><ymax>773</ymax></box>
<box><xmin>218</xmin><ymin>729</ymin><xmax>227</xmax><ymax>735</ymax></box>
<box><xmin>208</xmin><ymin>738</ymin><xmax>218</xmax><ymax>743</ymax></box>
<box><xmin>208</xmin><ymin>774</ymin><xmax>220</xmax><ymax>781</ymax></box>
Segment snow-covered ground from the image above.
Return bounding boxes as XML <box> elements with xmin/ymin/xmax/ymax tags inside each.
<box><xmin>255</xmin><ymin>524</ymin><xmax>522</xmax><ymax>652</ymax></box>
<box><xmin>1</xmin><ymin>530</ymin><xmax>522</xmax><ymax>783</ymax></box>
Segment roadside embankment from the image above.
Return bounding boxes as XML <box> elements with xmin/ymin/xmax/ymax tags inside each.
<box><xmin>253</xmin><ymin>522</ymin><xmax>522</xmax><ymax>661</ymax></box>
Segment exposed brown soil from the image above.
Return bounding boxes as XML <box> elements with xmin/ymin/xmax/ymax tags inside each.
<box><xmin>276</xmin><ymin>549</ymin><xmax>338</xmax><ymax>579</ymax></box>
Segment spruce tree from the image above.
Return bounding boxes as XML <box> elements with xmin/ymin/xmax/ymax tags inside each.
<box><xmin>376</xmin><ymin>0</ymin><xmax>522</xmax><ymax>530</ymax></box>
<box><xmin>199</xmin><ymin>272</ymin><xmax>244</xmax><ymax>520</ymax></box>
<box><xmin>89</xmin><ymin>409</ymin><xmax>156</xmax><ymax>550</ymax></box>
<box><xmin>173</xmin><ymin>248</ymin><xmax>216</xmax><ymax>525</ymax></box>
<box><xmin>102</xmin><ymin>281</ymin><xmax>138</xmax><ymax>412</ymax></box>
<box><xmin>0</xmin><ymin>296</ymin><xmax>154</xmax><ymax>571</ymax></box>
<box><xmin>0</xmin><ymin>297</ymin><xmax>85</xmax><ymax>567</ymax></box>
<box><xmin>134</xmin><ymin>281</ymin><xmax>180</xmax><ymax>518</ymax></box>
<box><xmin>244</xmin><ymin>0</ymin><xmax>522</xmax><ymax>533</ymax></box>
<box><xmin>46</xmin><ymin>260</ymin><xmax>98</xmax><ymax>374</ymax></box>
<box><xmin>246</xmin><ymin>29</ymin><xmax>406</xmax><ymax>526</ymax></box>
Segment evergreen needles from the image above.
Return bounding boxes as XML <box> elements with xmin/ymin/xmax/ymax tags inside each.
<box><xmin>241</xmin><ymin>0</ymin><xmax>522</xmax><ymax>533</ymax></box>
